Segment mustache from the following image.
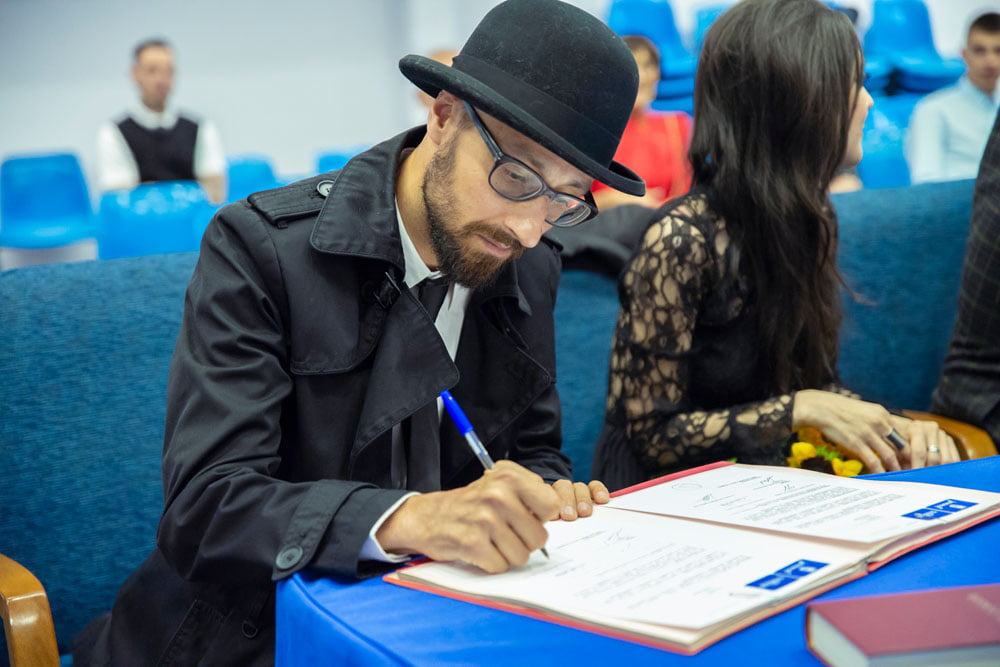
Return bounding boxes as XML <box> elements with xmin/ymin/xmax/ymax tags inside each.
<box><xmin>467</xmin><ymin>222</ymin><xmax>525</xmax><ymax>255</ymax></box>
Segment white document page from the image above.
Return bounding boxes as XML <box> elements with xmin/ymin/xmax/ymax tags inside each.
<box><xmin>401</xmin><ymin>506</ymin><xmax>865</xmax><ymax>630</ymax></box>
<box><xmin>608</xmin><ymin>464</ymin><xmax>1000</xmax><ymax>544</ymax></box>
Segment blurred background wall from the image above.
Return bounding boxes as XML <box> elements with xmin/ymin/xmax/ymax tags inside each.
<box><xmin>0</xmin><ymin>0</ymin><xmax>992</xmax><ymax>184</ymax></box>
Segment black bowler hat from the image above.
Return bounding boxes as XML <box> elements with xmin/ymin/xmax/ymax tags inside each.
<box><xmin>399</xmin><ymin>0</ymin><xmax>645</xmax><ymax>196</ymax></box>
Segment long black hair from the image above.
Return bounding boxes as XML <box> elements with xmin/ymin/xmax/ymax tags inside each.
<box><xmin>690</xmin><ymin>0</ymin><xmax>863</xmax><ymax>394</ymax></box>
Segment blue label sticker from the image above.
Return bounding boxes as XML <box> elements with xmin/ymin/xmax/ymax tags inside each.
<box><xmin>927</xmin><ymin>499</ymin><xmax>977</xmax><ymax>513</ymax></box>
<box><xmin>775</xmin><ymin>559</ymin><xmax>828</xmax><ymax>578</ymax></box>
<box><xmin>903</xmin><ymin>508</ymin><xmax>950</xmax><ymax>520</ymax></box>
<box><xmin>747</xmin><ymin>574</ymin><xmax>797</xmax><ymax>590</ymax></box>
<box><xmin>747</xmin><ymin>560</ymin><xmax>829</xmax><ymax>590</ymax></box>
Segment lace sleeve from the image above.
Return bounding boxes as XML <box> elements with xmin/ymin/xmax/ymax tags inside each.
<box><xmin>608</xmin><ymin>208</ymin><xmax>794</xmax><ymax>472</ymax></box>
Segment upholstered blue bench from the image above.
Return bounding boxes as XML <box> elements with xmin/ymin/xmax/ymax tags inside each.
<box><xmin>0</xmin><ymin>252</ymin><xmax>198</xmax><ymax>664</ymax></box>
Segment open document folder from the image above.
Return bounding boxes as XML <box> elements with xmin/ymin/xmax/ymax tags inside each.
<box><xmin>385</xmin><ymin>461</ymin><xmax>1000</xmax><ymax>655</ymax></box>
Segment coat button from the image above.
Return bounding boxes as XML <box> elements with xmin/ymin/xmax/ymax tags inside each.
<box><xmin>276</xmin><ymin>545</ymin><xmax>303</xmax><ymax>570</ymax></box>
<box><xmin>316</xmin><ymin>180</ymin><xmax>335</xmax><ymax>197</ymax></box>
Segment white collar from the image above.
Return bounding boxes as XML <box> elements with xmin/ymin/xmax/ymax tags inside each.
<box><xmin>129</xmin><ymin>103</ymin><xmax>179</xmax><ymax>131</ymax></box>
<box><xmin>396</xmin><ymin>202</ymin><xmax>444</xmax><ymax>288</ymax></box>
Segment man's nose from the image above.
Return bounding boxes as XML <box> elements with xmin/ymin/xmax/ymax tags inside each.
<box><xmin>503</xmin><ymin>198</ymin><xmax>549</xmax><ymax>249</ymax></box>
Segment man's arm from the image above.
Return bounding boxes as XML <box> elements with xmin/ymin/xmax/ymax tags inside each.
<box><xmin>156</xmin><ymin>203</ymin><xmax>410</xmax><ymax>584</ymax></box>
<box><xmin>906</xmin><ymin>101</ymin><xmax>947</xmax><ymax>185</ymax></box>
<box><xmin>95</xmin><ymin>121</ymin><xmax>140</xmax><ymax>192</ymax></box>
<box><xmin>194</xmin><ymin>119</ymin><xmax>227</xmax><ymax>204</ymax></box>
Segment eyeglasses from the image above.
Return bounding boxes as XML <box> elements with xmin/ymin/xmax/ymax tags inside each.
<box><xmin>462</xmin><ymin>101</ymin><xmax>597</xmax><ymax>228</ymax></box>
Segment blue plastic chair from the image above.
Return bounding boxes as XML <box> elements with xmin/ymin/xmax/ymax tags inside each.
<box><xmin>855</xmin><ymin>93</ymin><xmax>923</xmax><ymax>189</ymax></box>
<box><xmin>606</xmin><ymin>0</ymin><xmax>697</xmax><ymax>99</ymax></box>
<box><xmin>316</xmin><ymin>145</ymin><xmax>369</xmax><ymax>175</ymax></box>
<box><xmin>0</xmin><ymin>152</ymin><xmax>97</xmax><ymax>250</ymax></box>
<box><xmin>98</xmin><ymin>181</ymin><xmax>211</xmax><ymax>259</ymax></box>
<box><xmin>693</xmin><ymin>4</ymin><xmax>729</xmax><ymax>54</ymax></box>
<box><xmin>226</xmin><ymin>154</ymin><xmax>279</xmax><ymax>203</ymax></box>
<box><xmin>650</xmin><ymin>94</ymin><xmax>694</xmax><ymax>116</ymax></box>
<box><xmin>864</xmin><ymin>0</ymin><xmax>965</xmax><ymax>93</ymax></box>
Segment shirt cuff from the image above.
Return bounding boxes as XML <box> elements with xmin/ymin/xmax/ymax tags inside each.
<box><xmin>359</xmin><ymin>491</ymin><xmax>420</xmax><ymax>563</ymax></box>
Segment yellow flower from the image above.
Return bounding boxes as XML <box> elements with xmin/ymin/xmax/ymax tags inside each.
<box><xmin>832</xmin><ymin>458</ymin><xmax>864</xmax><ymax>477</ymax></box>
<box><xmin>790</xmin><ymin>441</ymin><xmax>817</xmax><ymax>460</ymax></box>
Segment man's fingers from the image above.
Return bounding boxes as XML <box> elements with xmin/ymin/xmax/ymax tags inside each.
<box><xmin>551</xmin><ymin>479</ymin><xmax>577</xmax><ymax>520</ymax></box>
<box><xmin>572</xmin><ymin>481</ymin><xmax>594</xmax><ymax>518</ymax></box>
<box><xmin>588</xmin><ymin>480</ymin><xmax>610</xmax><ymax>505</ymax></box>
<box><xmin>488</xmin><ymin>462</ymin><xmax>561</xmax><ymax>523</ymax></box>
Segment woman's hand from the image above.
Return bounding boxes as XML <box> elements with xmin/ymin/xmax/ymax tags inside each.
<box><xmin>891</xmin><ymin>415</ymin><xmax>961</xmax><ymax>468</ymax></box>
<box><xmin>793</xmin><ymin>390</ymin><xmax>902</xmax><ymax>473</ymax></box>
<box><xmin>792</xmin><ymin>390</ymin><xmax>960</xmax><ymax>473</ymax></box>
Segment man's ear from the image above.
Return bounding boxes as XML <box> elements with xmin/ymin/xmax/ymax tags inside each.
<box><xmin>426</xmin><ymin>91</ymin><xmax>460</xmax><ymax>145</ymax></box>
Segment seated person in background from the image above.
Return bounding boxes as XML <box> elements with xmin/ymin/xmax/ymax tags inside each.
<box><xmin>96</xmin><ymin>38</ymin><xmax>226</xmax><ymax>203</ymax></box>
<box><xmin>74</xmin><ymin>1</ymin><xmax>642</xmax><ymax>663</ymax></box>
<box><xmin>593</xmin><ymin>0</ymin><xmax>959</xmax><ymax>492</ymax></box>
<box><xmin>906</xmin><ymin>12</ymin><xmax>1000</xmax><ymax>184</ymax></box>
<box><xmin>932</xmin><ymin>109</ymin><xmax>1000</xmax><ymax>446</ymax></box>
<box><xmin>591</xmin><ymin>35</ymin><xmax>692</xmax><ymax>211</ymax></box>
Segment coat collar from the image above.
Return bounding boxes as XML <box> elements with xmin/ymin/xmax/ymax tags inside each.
<box><xmin>308</xmin><ymin>127</ymin><xmax>532</xmax><ymax>316</ymax></box>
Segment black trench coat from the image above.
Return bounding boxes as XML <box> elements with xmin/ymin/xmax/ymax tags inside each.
<box><xmin>79</xmin><ymin>128</ymin><xmax>571</xmax><ymax>665</ymax></box>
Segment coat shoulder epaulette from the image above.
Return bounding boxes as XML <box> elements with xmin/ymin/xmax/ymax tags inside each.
<box><xmin>247</xmin><ymin>173</ymin><xmax>338</xmax><ymax>227</ymax></box>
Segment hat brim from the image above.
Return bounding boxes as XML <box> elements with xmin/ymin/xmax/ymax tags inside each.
<box><xmin>400</xmin><ymin>54</ymin><xmax>645</xmax><ymax>197</ymax></box>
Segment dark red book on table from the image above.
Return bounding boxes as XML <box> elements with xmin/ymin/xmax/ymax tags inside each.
<box><xmin>806</xmin><ymin>583</ymin><xmax>1000</xmax><ymax>666</ymax></box>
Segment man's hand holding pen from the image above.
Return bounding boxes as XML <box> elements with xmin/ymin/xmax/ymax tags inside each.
<box><xmin>376</xmin><ymin>461</ymin><xmax>560</xmax><ymax>573</ymax></box>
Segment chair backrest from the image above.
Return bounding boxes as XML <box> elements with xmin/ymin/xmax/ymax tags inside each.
<box><xmin>835</xmin><ymin>178</ymin><xmax>974</xmax><ymax>410</ymax></box>
<box><xmin>226</xmin><ymin>154</ymin><xmax>279</xmax><ymax>202</ymax></box>
<box><xmin>0</xmin><ymin>252</ymin><xmax>198</xmax><ymax>657</ymax></box>
<box><xmin>856</xmin><ymin>93</ymin><xmax>923</xmax><ymax>189</ymax></box>
<box><xmin>864</xmin><ymin>0</ymin><xmax>938</xmax><ymax>58</ymax></box>
<box><xmin>0</xmin><ymin>153</ymin><xmax>92</xmax><ymax>225</ymax></box>
<box><xmin>693</xmin><ymin>4</ymin><xmax>729</xmax><ymax>53</ymax></box>
<box><xmin>316</xmin><ymin>145</ymin><xmax>369</xmax><ymax>175</ymax></box>
<box><xmin>554</xmin><ymin>269</ymin><xmax>620</xmax><ymax>481</ymax></box>
<box><xmin>606</xmin><ymin>0</ymin><xmax>696</xmax><ymax>78</ymax></box>
<box><xmin>98</xmin><ymin>181</ymin><xmax>209</xmax><ymax>259</ymax></box>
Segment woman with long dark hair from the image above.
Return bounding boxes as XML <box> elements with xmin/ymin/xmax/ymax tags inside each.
<box><xmin>593</xmin><ymin>0</ymin><xmax>960</xmax><ymax>490</ymax></box>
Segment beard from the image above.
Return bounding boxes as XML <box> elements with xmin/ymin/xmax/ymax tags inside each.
<box><xmin>422</xmin><ymin>137</ymin><xmax>525</xmax><ymax>289</ymax></box>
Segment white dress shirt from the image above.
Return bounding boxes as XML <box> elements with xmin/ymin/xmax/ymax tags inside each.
<box><xmin>359</xmin><ymin>204</ymin><xmax>472</xmax><ymax>562</ymax></box>
<box><xmin>95</xmin><ymin>104</ymin><xmax>225</xmax><ymax>191</ymax></box>
<box><xmin>906</xmin><ymin>76</ymin><xmax>1000</xmax><ymax>184</ymax></box>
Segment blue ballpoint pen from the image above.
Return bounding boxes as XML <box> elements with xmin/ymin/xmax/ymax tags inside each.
<box><xmin>439</xmin><ymin>390</ymin><xmax>550</xmax><ymax>559</ymax></box>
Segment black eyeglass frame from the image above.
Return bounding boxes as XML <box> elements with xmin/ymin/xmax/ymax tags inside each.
<box><xmin>461</xmin><ymin>101</ymin><xmax>598</xmax><ymax>228</ymax></box>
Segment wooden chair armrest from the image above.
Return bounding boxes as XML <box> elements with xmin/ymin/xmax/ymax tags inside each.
<box><xmin>0</xmin><ymin>553</ymin><xmax>59</xmax><ymax>666</ymax></box>
<box><xmin>901</xmin><ymin>410</ymin><xmax>999</xmax><ymax>460</ymax></box>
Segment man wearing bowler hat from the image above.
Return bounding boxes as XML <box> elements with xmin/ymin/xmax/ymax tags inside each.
<box><xmin>73</xmin><ymin>1</ymin><xmax>644</xmax><ymax>663</ymax></box>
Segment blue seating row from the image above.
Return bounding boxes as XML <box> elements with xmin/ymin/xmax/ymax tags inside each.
<box><xmin>608</xmin><ymin>0</ymin><xmax>966</xmax><ymax>114</ymax></box>
<box><xmin>0</xmin><ymin>147</ymin><xmax>370</xmax><ymax>263</ymax></box>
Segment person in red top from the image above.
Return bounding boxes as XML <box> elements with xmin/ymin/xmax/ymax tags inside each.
<box><xmin>592</xmin><ymin>35</ymin><xmax>693</xmax><ymax>211</ymax></box>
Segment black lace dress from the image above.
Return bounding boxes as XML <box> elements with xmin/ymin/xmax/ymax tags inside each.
<box><xmin>593</xmin><ymin>188</ymin><xmax>810</xmax><ymax>490</ymax></box>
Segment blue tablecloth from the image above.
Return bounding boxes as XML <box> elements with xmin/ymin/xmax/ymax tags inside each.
<box><xmin>276</xmin><ymin>457</ymin><xmax>1000</xmax><ymax>665</ymax></box>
